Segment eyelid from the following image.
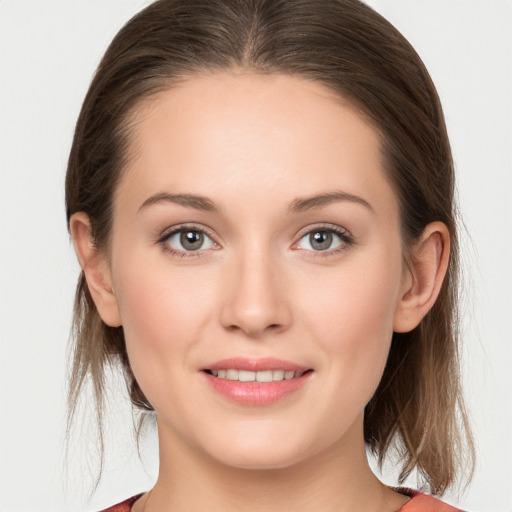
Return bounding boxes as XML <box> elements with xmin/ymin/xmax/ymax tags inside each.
<box><xmin>157</xmin><ymin>223</ymin><xmax>217</xmax><ymax>242</ymax></box>
<box><xmin>156</xmin><ymin>223</ymin><xmax>221</xmax><ymax>255</ymax></box>
<box><xmin>293</xmin><ymin>223</ymin><xmax>353</xmax><ymax>244</ymax></box>
<box><xmin>291</xmin><ymin>223</ymin><xmax>355</xmax><ymax>253</ymax></box>
<box><xmin>155</xmin><ymin>222</ymin><xmax>353</xmax><ymax>257</ymax></box>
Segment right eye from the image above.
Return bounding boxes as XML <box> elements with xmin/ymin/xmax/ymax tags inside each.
<box><xmin>160</xmin><ymin>227</ymin><xmax>218</xmax><ymax>254</ymax></box>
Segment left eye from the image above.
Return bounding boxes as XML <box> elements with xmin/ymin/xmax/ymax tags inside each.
<box><xmin>164</xmin><ymin>229</ymin><xmax>216</xmax><ymax>252</ymax></box>
<box><xmin>296</xmin><ymin>229</ymin><xmax>347</xmax><ymax>252</ymax></box>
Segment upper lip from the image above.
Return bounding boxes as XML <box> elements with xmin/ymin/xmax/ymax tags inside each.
<box><xmin>203</xmin><ymin>357</ymin><xmax>310</xmax><ymax>372</ymax></box>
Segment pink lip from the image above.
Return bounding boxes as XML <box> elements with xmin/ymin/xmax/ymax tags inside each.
<box><xmin>202</xmin><ymin>357</ymin><xmax>312</xmax><ymax>406</ymax></box>
<box><xmin>203</xmin><ymin>357</ymin><xmax>309</xmax><ymax>373</ymax></box>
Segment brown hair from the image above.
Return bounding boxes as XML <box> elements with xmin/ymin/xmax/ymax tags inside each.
<box><xmin>66</xmin><ymin>0</ymin><xmax>473</xmax><ymax>494</ymax></box>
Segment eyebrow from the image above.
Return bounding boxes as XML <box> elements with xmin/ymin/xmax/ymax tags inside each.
<box><xmin>138</xmin><ymin>192</ymin><xmax>219</xmax><ymax>213</ymax></box>
<box><xmin>289</xmin><ymin>191</ymin><xmax>374</xmax><ymax>213</ymax></box>
<box><xmin>138</xmin><ymin>190</ymin><xmax>373</xmax><ymax>215</ymax></box>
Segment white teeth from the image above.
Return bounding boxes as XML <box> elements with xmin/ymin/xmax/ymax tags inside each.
<box><xmin>238</xmin><ymin>370</ymin><xmax>256</xmax><ymax>382</ymax></box>
<box><xmin>226</xmin><ymin>369</ymin><xmax>238</xmax><ymax>380</ymax></box>
<box><xmin>256</xmin><ymin>370</ymin><xmax>273</xmax><ymax>382</ymax></box>
<box><xmin>272</xmin><ymin>370</ymin><xmax>285</xmax><ymax>380</ymax></box>
<box><xmin>209</xmin><ymin>369</ymin><xmax>306</xmax><ymax>381</ymax></box>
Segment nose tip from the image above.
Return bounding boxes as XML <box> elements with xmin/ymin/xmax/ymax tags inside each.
<box><xmin>224</xmin><ymin>312</ymin><xmax>284</xmax><ymax>338</ymax></box>
<box><xmin>220</xmin><ymin>259</ymin><xmax>291</xmax><ymax>338</ymax></box>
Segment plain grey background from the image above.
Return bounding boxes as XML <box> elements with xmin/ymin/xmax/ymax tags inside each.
<box><xmin>1</xmin><ymin>1</ymin><xmax>511</xmax><ymax>510</ymax></box>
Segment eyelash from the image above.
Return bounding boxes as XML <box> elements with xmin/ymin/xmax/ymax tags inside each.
<box><xmin>157</xmin><ymin>224</ymin><xmax>219</xmax><ymax>259</ymax></box>
<box><xmin>156</xmin><ymin>223</ymin><xmax>354</xmax><ymax>259</ymax></box>
<box><xmin>293</xmin><ymin>224</ymin><xmax>355</xmax><ymax>257</ymax></box>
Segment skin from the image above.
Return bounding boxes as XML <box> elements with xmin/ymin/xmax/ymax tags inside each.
<box><xmin>71</xmin><ymin>72</ymin><xmax>450</xmax><ymax>512</ymax></box>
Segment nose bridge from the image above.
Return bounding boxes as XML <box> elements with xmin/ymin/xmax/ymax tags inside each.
<box><xmin>220</xmin><ymin>239</ymin><xmax>291</xmax><ymax>337</ymax></box>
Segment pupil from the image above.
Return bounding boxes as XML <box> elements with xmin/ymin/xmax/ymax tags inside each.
<box><xmin>181</xmin><ymin>231</ymin><xmax>203</xmax><ymax>250</ymax></box>
<box><xmin>310</xmin><ymin>231</ymin><xmax>332</xmax><ymax>251</ymax></box>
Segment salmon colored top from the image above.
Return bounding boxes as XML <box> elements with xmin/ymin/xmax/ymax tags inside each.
<box><xmin>100</xmin><ymin>488</ymin><xmax>465</xmax><ymax>511</ymax></box>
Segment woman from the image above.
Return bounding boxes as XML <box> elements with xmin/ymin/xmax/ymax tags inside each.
<box><xmin>66</xmin><ymin>0</ymin><xmax>474</xmax><ymax>510</ymax></box>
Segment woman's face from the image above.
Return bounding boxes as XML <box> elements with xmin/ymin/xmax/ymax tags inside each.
<box><xmin>108</xmin><ymin>73</ymin><xmax>410</xmax><ymax>469</ymax></box>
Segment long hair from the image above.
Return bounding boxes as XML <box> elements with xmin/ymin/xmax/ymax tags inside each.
<box><xmin>66</xmin><ymin>0</ymin><xmax>474</xmax><ymax>494</ymax></box>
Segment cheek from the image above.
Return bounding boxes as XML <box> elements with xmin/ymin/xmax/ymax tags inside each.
<box><xmin>299</xmin><ymin>251</ymin><xmax>403</xmax><ymax>391</ymax></box>
<box><xmin>111</xmin><ymin>254</ymin><xmax>215</xmax><ymax>399</ymax></box>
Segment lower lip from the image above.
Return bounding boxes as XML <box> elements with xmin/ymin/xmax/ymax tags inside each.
<box><xmin>203</xmin><ymin>372</ymin><xmax>312</xmax><ymax>405</ymax></box>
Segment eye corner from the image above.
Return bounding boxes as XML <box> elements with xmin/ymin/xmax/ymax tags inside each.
<box><xmin>293</xmin><ymin>224</ymin><xmax>355</xmax><ymax>255</ymax></box>
<box><xmin>157</xmin><ymin>223</ymin><xmax>221</xmax><ymax>258</ymax></box>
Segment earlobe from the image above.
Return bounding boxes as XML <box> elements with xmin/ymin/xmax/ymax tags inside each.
<box><xmin>393</xmin><ymin>221</ymin><xmax>450</xmax><ymax>333</ymax></box>
<box><xmin>70</xmin><ymin>213</ymin><xmax>122</xmax><ymax>327</ymax></box>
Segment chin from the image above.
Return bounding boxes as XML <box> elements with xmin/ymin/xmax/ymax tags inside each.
<box><xmin>199</xmin><ymin>427</ymin><xmax>318</xmax><ymax>471</ymax></box>
<box><xmin>213</xmin><ymin>447</ymin><xmax>309</xmax><ymax>471</ymax></box>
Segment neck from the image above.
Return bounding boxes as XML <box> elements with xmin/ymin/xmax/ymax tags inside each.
<box><xmin>135</xmin><ymin>417</ymin><xmax>408</xmax><ymax>512</ymax></box>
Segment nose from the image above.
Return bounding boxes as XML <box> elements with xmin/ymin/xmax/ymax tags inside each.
<box><xmin>219</xmin><ymin>248</ymin><xmax>292</xmax><ymax>338</ymax></box>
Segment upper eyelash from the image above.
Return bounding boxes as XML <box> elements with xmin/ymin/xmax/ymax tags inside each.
<box><xmin>296</xmin><ymin>224</ymin><xmax>354</xmax><ymax>245</ymax></box>
<box><xmin>157</xmin><ymin>224</ymin><xmax>215</xmax><ymax>243</ymax></box>
<box><xmin>292</xmin><ymin>224</ymin><xmax>355</xmax><ymax>259</ymax></box>
<box><xmin>156</xmin><ymin>224</ymin><xmax>218</xmax><ymax>257</ymax></box>
<box><xmin>155</xmin><ymin>223</ymin><xmax>354</xmax><ymax>257</ymax></box>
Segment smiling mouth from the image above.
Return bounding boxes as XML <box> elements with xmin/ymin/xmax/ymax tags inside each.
<box><xmin>203</xmin><ymin>363</ymin><xmax>313</xmax><ymax>404</ymax></box>
<box><xmin>203</xmin><ymin>369</ymin><xmax>312</xmax><ymax>382</ymax></box>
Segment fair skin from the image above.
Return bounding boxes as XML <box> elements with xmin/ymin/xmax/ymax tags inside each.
<box><xmin>71</xmin><ymin>73</ymin><xmax>449</xmax><ymax>512</ymax></box>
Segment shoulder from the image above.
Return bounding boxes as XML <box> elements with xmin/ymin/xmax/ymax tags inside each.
<box><xmin>99</xmin><ymin>494</ymin><xmax>143</xmax><ymax>512</ymax></box>
<box><xmin>397</xmin><ymin>488</ymin><xmax>466</xmax><ymax>512</ymax></box>
<box><xmin>97</xmin><ymin>490</ymin><xmax>466</xmax><ymax>512</ymax></box>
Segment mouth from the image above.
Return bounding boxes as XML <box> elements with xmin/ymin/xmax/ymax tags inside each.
<box><xmin>202</xmin><ymin>358</ymin><xmax>313</xmax><ymax>405</ymax></box>
<box><xmin>204</xmin><ymin>369</ymin><xmax>310</xmax><ymax>381</ymax></box>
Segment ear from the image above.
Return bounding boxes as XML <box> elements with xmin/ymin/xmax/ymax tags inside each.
<box><xmin>393</xmin><ymin>221</ymin><xmax>450</xmax><ymax>333</ymax></box>
<box><xmin>70</xmin><ymin>212</ymin><xmax>122</xmax><ymax>327</ymax></box>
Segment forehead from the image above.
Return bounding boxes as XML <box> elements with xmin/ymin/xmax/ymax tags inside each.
<box><xmin>117</xmin><ymin>72</ymin><xmax>397</xmax><ymax>219</ymax></box>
